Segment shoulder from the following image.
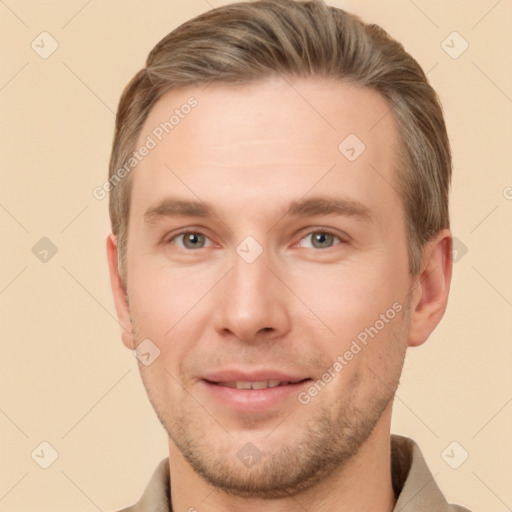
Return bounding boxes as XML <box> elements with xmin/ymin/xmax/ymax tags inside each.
<box><xmin>391</xmin><ymin>435</ymin><xmax>475</xmax><ymax>512</ymax></box>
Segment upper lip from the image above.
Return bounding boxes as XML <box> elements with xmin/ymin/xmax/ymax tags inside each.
<box><xmin>202</xmin><ymin>370</ymin><xmax>310</xmax><ymax>383</ymax></box>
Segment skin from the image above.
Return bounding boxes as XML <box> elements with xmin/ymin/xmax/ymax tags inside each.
<box><xmin>108</xmin><ymin>77</ymin><xmax>452</xmax><ymax>512</ymax></box>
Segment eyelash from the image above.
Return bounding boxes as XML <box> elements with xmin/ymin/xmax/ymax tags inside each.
<box><xmin>165</xmin><ymin>228</ymin><xmax>346</xmax><ymax>250</ymax></box>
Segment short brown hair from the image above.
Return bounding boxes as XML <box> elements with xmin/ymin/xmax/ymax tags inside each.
<box><xmin>109</xmin><ymin>0</ymin><xmax>451</xmax><ymax>283</ymax></box>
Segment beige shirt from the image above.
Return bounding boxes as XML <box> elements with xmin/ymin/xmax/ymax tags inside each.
<box><xmin>115</xmin><ymin>435</ymin><xmax>471</xmax><ymax>512</ymax></box>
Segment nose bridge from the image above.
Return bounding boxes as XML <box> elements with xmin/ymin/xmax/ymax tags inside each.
<box><xmin>213</xmin><ymin>242</ymin><xmax>291</xmax><ymax>341</ymax></box>
<box><xmin>227</xmin><ymin>245</ymin><xmax>273</xmax><ymax>314</ymax></box>
<box><xmin>242</xmin><ymin>244</ymin><xmax>269</xmax><ymax>283</ymax></box>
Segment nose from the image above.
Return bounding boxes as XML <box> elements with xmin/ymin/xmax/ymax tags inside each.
<box><xmin>212</xmin><ymin>246</ymin><xmax>292</xmax><ymax>344</ymax></box>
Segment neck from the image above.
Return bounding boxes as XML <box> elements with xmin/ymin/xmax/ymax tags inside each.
<box><xmin>168</xmin><ymin>408</ymin><xmax>396</xmax><ymax>512</ymax></box>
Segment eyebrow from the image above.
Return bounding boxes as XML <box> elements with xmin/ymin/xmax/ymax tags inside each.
<box><xmin>286</xmin><ymin>196</ymin><xmax>372</xmax><ymax>221</ymax></box>
<box><xmin>144</xmin><ymin>199</ymin><xmax>210</xmax><ymax>223</ymax></box>
<box><xmin>144</xmin><ymin>196</ymin><xmax>373</xmax><ymax>224</ymax></box>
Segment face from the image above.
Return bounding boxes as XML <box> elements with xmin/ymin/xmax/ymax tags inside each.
<box><xmin>117</xmin><ymin>78</ymin><xmax>416</xmax><ymax>497</ymax></box>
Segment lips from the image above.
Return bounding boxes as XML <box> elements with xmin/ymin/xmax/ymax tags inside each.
<box><xmin>212</xmin><ymin>379</ymin><xmax>306</xmax><ymax>390</ymax></box>
<box><xmin>202</xmin><ymin>370</ymin><xmax>309</xmax><ymax>388</ymax></box>
<box><xmin>200</xmin><ymin>371</ymin><xmax>311</xmax><ymax>412</ymax></box>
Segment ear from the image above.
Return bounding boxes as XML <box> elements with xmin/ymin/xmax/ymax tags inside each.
<box><xmin>106</xmin><ymin>234</ymin><xmax>135</xmax><ymax>350</ymax></box>
<box><xmin>408</xmin><ymin>229</ymin><xmax>453</xmax><ymax>347</ymax></box>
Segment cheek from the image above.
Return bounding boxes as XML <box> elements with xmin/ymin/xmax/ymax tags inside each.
<box><xmin>126</xmin><ymin>260</ymin><xmax>219</xmax><ymax>374</ymax></box>
<box><xmin>126</xmin><ymin>263</ymin><xmax>195</xmax><ymax>348</ymax></box>
<box><xmin>289</xmin><ymin>257</ymin><xmax>407</xmax><ymax>340</ymax></box>
<box><xmin>127</xmin><ymin>242</ymin><xmax>204</xmax><ymax>317</ymax></box>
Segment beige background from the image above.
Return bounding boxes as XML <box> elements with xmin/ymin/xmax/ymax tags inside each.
<box><xmin>1</xmin><ymin>0</ymin><xmax>511</xmax><ymax>510</ymax></box>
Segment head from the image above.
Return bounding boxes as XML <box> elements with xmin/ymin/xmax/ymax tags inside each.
<box><xmin>107</xmin><ymin>0</ymin><xmax>452</xmax><ymax>499</ymax></box>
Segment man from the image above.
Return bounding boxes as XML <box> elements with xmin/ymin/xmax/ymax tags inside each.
<box><xmin>106</xmin><ymin>1</ymin><xmax>470</xmax><ymax>510</ymax></box>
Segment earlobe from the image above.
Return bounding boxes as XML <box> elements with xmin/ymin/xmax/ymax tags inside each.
<box><xmin>106</xmin><ymin>234</ymin><xmax>135</xmax><ymax>350</ymax></box>
<box><xmin>408</xmin><ymin>229</ymin><xmax>453</xmax><ymax>347</ymax></box>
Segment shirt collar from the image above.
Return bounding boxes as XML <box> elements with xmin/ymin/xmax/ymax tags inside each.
<box><xmin>390</xmin><ymin>435</ymin><xmax>454</xmax><ymax>511</ymax></box>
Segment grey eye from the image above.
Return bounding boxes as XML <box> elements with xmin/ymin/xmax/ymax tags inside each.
<box><xmin>177</xmin><ymin>232</ymin><xmax>208</xmax><ymax>249</ymax></box>
<box><xmin>299</xmin><ymin>231</ymin><xmax>339</xmax><ymax>249</ymax></box>
<box><xmin>310</xmin><ymin>232</ymin><xmax>335</xmax><ymax>249</ymax></box>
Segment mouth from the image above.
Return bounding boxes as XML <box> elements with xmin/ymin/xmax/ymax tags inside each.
<box><xmin>207</xmin><ymin>379</ymin><xmax>309</xmax><ymax>390</ymax></box>
<box><xmin>200</xmin><ymin>373</ymin><xmax>312</xmax><ymax>412</ymax></box>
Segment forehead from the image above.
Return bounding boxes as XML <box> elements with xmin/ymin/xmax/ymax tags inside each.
<box><xmin>130</xmin><ymin>77</ymin><xmax>401</xmax><ymax>223</ymax></box>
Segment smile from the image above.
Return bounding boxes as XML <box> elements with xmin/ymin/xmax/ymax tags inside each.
<box><xmin>212</xmin><ymin>379</ymin><xmax>306</xmax><ymax>390</ymax></box>
<box><xmin>201</xmin><ymin>376</ymin><xmax>312</xmax><ymax>412</ymax></box>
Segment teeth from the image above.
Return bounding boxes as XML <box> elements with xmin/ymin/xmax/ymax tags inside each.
<box><xmin>250</xmin><ymin>381</ymin><xmax>270</xmax><ymax>390</ymax></box>
<box><xmin>217</xmin><ymin>380</ymin><xmax>294</xmax><ymax>389</ymax></box>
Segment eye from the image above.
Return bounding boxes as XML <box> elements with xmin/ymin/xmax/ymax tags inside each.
<box><xmin>298</xmin><ymin>231</ymin><xmax>342</xmax><ymax>249</ymax></box>
<box><xmin>171</xmin><ymin>232</ymin><xmax>212</xmax><ymax>250</ymax></box>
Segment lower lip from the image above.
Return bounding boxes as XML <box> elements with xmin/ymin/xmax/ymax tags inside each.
<box><xmin>201</xmin><ymin>380</ymin><xmax>311</xmax><ymax>413</ymax></box>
